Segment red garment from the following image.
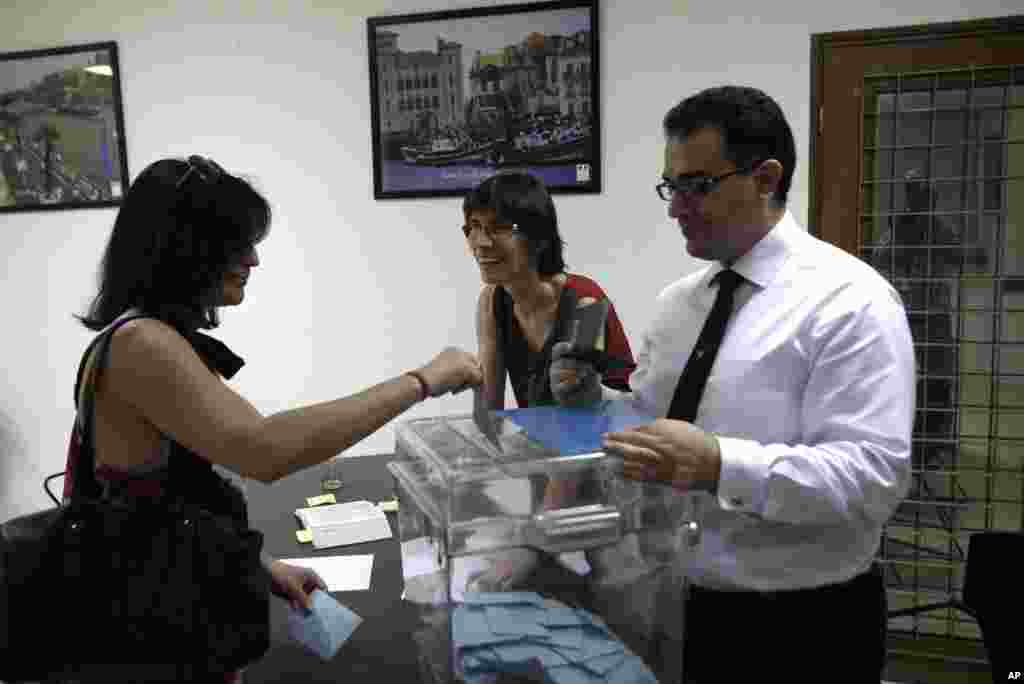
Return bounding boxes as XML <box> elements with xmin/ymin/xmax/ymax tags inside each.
<box><xmin>561</xmin><ymin>273</ymin><xmax>634</xmax><ymax>391</ymax></box>
<box><xmin>62</xmin><ymin>423</ymin><xmax>166</xmax><ymax>501</ymax></box>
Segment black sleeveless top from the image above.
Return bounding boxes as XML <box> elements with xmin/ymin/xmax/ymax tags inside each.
<box><xmin>67</xmin><ymin>314</ymin><xmax>250</xmax><ymax>527</ymax></box>
<box><xmin>495</xmin><ymin>284</ymin><xmax>580</xmax><ymax>407</ymax></box>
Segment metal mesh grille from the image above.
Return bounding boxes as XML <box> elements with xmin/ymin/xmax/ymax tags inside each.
<box><xmin>858</xmin><ymin>65</ymin><xmax>1024</xmax><ymax>657</ymax></box>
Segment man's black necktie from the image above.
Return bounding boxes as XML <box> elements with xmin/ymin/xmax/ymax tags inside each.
<box><xmin>666</xmin><ymin>269</ymin><xmax>745</xmax><ymax>422</ymax></box>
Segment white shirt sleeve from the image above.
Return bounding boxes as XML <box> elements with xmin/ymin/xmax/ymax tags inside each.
<box><xmin>716</xmin><ymin>286</ymin><xmax>916</xmax><ymax>527</ymax></box>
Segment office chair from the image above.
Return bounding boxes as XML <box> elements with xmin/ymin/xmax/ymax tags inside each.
<box><xmin>962</xmin><ymin>531</ymin><xmax>1023</xmax><ymax>682</ymax></box>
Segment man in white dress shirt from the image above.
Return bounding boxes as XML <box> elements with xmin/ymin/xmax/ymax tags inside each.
<box><xmin>550</xmin><ymin>85</ymin><xmax>916</xmax><ymax>681</ymax></box>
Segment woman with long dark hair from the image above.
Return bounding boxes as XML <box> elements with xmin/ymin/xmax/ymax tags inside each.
<box><xmin>65</xmin><ymin>155</ymin><xmax>481</xmax><ymax>681</ymax></box>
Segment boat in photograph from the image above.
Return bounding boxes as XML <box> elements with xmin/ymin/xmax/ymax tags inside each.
<box><xmin>488</xmin><ymin>122</ymin><xmax>592</xmax><ymax>166</ymax></box>
<box><xmin>400</xmin><ymin>135</ymin><xmax>495</xmax><ymax>166</ymax></box>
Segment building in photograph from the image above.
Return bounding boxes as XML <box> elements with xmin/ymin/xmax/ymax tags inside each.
<box><xmin>466</xmin><ymin>29</ymin><xmax>592</xmax><ymax>126</ymax></box>
<box><xmin>373</xmin><ymin>31</ymin><xmax>465</xmax><ymax>139</ymax></box>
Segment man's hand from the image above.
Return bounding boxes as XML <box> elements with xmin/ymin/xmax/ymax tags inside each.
<box><xmin>602</xmin><ymin>419</ymin><xmax>722</xmax><ymax>493</ymax></box>
<box><xmin>267</xmin><ymin>559</ymin><xmax>327</xmax><ymax>613</ymax></box>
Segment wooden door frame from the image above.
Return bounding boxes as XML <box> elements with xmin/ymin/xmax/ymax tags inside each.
<box><xmin>809</xmin><ymin>14</ymin><xmax>1024</xmax><ymax>253</ymax></box>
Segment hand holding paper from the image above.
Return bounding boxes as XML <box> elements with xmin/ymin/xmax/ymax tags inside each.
<box><xmin>286</xmin><ymin>589</ymin><xmax>363</xmax><ymax>661</ymax></box>
<box><xmin>268</xmin><ymin>559</ymin><xmax>327</xmax><ymax>612</ymax></box>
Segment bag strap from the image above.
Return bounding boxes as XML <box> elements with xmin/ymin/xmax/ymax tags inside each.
<box><xmin>71</xmin><ymin>314</ymin><xmax>157</xmax><ymax>502</ymax></box>
<box><xmin>73</xmin><ymin>333</ymin><xmax>106</xmax><ymax>408</ymax></box>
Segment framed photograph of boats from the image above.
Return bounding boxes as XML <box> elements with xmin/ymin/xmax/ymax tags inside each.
<box><xmin>367</xmin><ymin>0</ymin><xmax>600</xmax><ymax>200</ymax></box>
<box><xmin>0</xmin><ymin>41</ymin><xmax>129</xmax><ymax>213</ymax></box>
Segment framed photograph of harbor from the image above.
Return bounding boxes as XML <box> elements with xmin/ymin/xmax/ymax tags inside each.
<box><xmin>367</xmin><ymin>0</ymin><xmax>600</xmax><ymax>200</ymax></box>
<box><xmin>0</xmin><ymin>42</ymin><xmax>129</xmax><ymax>213</ymax></box>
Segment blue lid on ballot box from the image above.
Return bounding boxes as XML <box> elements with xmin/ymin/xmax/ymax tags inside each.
<box><xmin>494</xmin><ymin>401</ymin><xmax>654</xmax><ymax>457</ymax></box>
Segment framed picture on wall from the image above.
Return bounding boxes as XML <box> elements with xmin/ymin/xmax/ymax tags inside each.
<box><xmin>0</xmin><ymin>41</ymin><xmax>129</xmax><ymax>214</ymax></box>
<box><xmin>367</xmin><ymin>0</ymin><xmax>600</xmax><ymax>200</ymax></box>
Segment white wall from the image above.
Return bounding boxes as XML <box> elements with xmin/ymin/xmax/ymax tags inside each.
<box><xmin>0</xmin><ymin>0</ymin><xmax>1017</xmax><ymax>520</ymax></box>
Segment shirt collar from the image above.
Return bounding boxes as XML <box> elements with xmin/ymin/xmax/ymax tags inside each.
<box><xmin>709</xmin><ymin>210</ymin><xmax>800</xmax><ymax>289</ymax></box>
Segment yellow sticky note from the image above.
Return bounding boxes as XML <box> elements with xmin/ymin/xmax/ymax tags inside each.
<box><xmin>377</xmin><ymin>499</ymin><xmax>399</xmax><ymax>513</ymax></box>
<box><xmin>306</xmin><ymin>493</ymin><xmax>337</xmax><ymax>507</ymax></box>
<box><xmin>295</xmin><ymin>529</ymin><xmax>313</xmax><ymax>543</ymax></box>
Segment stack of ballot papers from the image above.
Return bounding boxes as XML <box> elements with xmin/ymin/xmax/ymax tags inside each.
<box><xmin>286</xmin><ymin>589</ymin><xmax>363</xmax><ymax>661</ymax></box>
<box><xmin>453</xmin><ymin>592</ymin><xmax>657</xmax><ymax>684</ymax></box>
<box><xmin>294</xmin><ymin>500</ymin><xmax>393</xmax><ymax>549</ymax></box>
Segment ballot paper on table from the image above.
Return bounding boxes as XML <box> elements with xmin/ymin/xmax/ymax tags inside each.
<box><xmin>294</xmin><ymin>499</ymin><xmax>393</xmax><ymax>549</ymax></box>
<box><xmin>279</xmin><ymin>554</ymin><xmax>374</xmax><ymax>592</ymax></box>
<box><xmin>286</xmin><ymin>589</ymin><xmax>363</xmax><ymax>661</ymax></box>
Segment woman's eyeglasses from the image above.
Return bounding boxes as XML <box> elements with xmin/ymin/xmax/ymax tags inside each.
<box><xmin>175</xmin><ymin>155</ymin><xmax>225</xmax><ymax>189</ymax></box>
<box><xmin>461</xmin><ymin>222</ymin><xmax>519</xmax><ymax>239</ymax></box>
<box><xmin>655</xmin><ymin>160</ymin><xmax>762</xmax><ymax>202</ymax></box>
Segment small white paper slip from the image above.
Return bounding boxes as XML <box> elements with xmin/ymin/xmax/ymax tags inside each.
<box><xmin>279</xmin><ymin>554</ymin><xmax>374</xmax><ymax>592</ymax></box>
<box><xmin>286</xmin><ymin>589</ymin><xmax>363</xmax><ymax>661</ymax></box>
<box><xmin>294</xmin><ymin>501</ymin><xmax>393</xmax><ymax>549</ymax></box>
<box><xmin>310</xmin><ymin>515</ymin><xmax>392</xmax><ymax>549</ymax></box>
<box><xmin>294</xmin><ymin>500</ymin><xmax>378</xmax><ymax>528</ymax></box>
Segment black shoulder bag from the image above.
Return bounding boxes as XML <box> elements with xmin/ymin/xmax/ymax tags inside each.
<box><xmin>0</xmin><ymin>318</ymin><xmax>270</xmax><ymax>681</ymax></box>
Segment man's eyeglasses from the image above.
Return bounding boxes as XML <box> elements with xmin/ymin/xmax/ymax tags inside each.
<box><xmin>655</xmin><ymin>160</ymin><xmax>762</xmax><ymax>202</ymax></box>
<box><xmin>462</xmin><ymin>222</ymin><xmax>519</xmax><ymax>239</ymax></box>
<box><xmin>175</xmin><ymin>155</ymin><xmax>225</xmax><ymax>189</ymax></box>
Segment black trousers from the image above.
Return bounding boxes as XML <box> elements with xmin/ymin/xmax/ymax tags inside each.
<box><xmin>682</xmin><ymin>564</ymin><xmax>887</xmax><ymax>683</ymax></box>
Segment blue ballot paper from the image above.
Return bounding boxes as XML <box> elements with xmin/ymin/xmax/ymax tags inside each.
<box><xmin>286</xmin><ymin>589</ymin><xmax>363</xmax><ymax>660</ymax></box>
<box><xmin>453</xmin><ymin>591</ymin><xmax>658</xmax><ymax>683</ymax></box>
<box><xmin>462</xmin><ymin>591</ymin><xmax>545</xmax><ymax>606</ymax></box>
<box><xmin>486</xmin><ymin>604</ymin><xmax>553</xmax><ymax>637</ymax></box>
<box><xmin>547</xmin><ymin>655</ymin><xmax>657</xmax><ymax>684</ymax></box>
<box><xmin>495</xmin><ymin>401</ymin><xmax>654</xmax><ymax>456</ymax></box>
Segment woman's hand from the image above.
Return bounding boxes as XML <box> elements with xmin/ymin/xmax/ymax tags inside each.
<box><xmin>549</xmin><ymin>341</ymin><xmax>602</xmax><ymax>408</ymax></box>
<box><xmin>267</xmin><ymin>559</ymin><xmax>327</xmax><ymax>613</ymax></box>
<box><xmin>417</xmin><ymin>347</ymin><xmax>483</xmax><ymax>397</ymax></box>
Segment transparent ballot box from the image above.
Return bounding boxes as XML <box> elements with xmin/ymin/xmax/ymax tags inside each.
<box><xmin>388</xmin><ymin>402</ymin><xmax>699</xmax><ymax>684</ymax></box>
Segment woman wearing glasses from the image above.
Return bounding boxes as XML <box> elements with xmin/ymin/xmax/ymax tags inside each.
<box><xmin>463</xmin><ymin>171</ymin><xmax>636</xmax><ymax>592</ymax></box>
<box><xmin>63</xmin><ymin>156</ymin><xmax>482</xmax><ymax>682</ymax></box>
<box><xmin>466</xmin><ymin>172</ymin><xmax>635</xmax><ymax>411</ymax></box>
